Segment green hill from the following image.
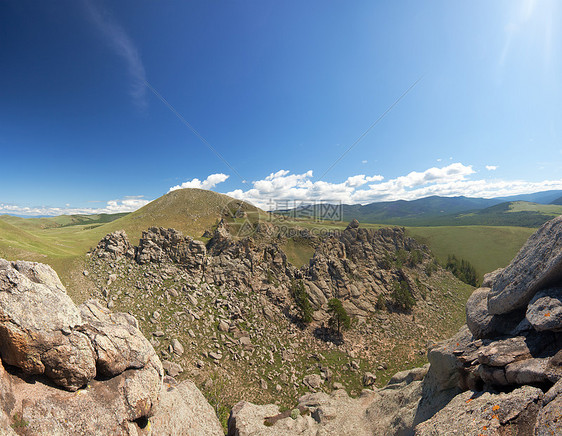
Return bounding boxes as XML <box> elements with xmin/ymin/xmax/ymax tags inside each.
<box><xmin>95</xmin><ymin>188</ymin><xmax>267</xmax><ymax>242</ymax></box>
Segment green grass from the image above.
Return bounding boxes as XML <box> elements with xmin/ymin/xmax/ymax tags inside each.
<box><xmin>506</xmin><ymin>201</ymin><xmax>562</xmax><ymax>215</ymax></box>
<box><xmin>282</xmin><ymin>238</ymin><xmax>315</xmax><ymax>267</ymax></box>
<box><xmin>406</xmin><ymin>225</ymin><xmax>535</xmax><ymax>282</ymax></box>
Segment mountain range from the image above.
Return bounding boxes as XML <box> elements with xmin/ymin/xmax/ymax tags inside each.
<box><xmin>278</xmin><ymin>190</ymin><xmax>562</xmax><ymax>227</ymax></box>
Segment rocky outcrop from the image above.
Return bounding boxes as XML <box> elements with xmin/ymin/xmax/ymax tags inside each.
<box><xmin>488</xmin><ymin>215</ymin><xmax>562</xmax><ymax>314</ymax></box>
<box><xmin>0</xmin><ymin>258</ymin><xmax>222</xmax><ymax>435</ymax></box>
<box><xmin>136</xmin><ymin>227</ymin><xmax>207</xmax><ymax>268</ymax></box>
<box><xmin>0</xmin><ymin>259</ymin><xmax>96</xmax><ymax>390</ymax></box>
<box><xmin>95</xmin><ymin>230</ymin><xmax>135</xmax><ymax>260</ymax></box>
<box><xmin>228</xmin><ymin>215</ymin><xmax>562</xmax><ymax>435</ymax></box>
<box><xmin>303</xmin><ymin>226</ymin><xmax>431</xmax><ymax>316</ymax></box>
<box><xmin>93</xmin><ymin>222</ymin><xmax>434</xmax><ymax>320</ymax></box>
<box><xmin>418</xmin><ymin>215</ymin><xmax>562</xmax><ymax>433</ymax></box>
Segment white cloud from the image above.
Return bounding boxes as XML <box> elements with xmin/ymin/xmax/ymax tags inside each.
<box><xmin>221</xmin><ymin>163</ymin><xmax>562</xmax><ymax>209</ymax></box>
<box><xmin>169</xmin><ymin>173</ymin><xmax>229</xmax><ymax>192</ymax></box>
<box><xmin>486</xmin><ymin>165</ymin><xmax>498</xmax><ymax>171</ymax></box>
<box><xmin>0</xmin><ymin>196</ymin><xmax>150</xmax><ymax>217</ymax></box>
<box><xmin>84</xmin><ymin>1</ymin><xmax>148</xmax><ymax>109</ymax></box>
<box><xmin>362</xmin><ymin>160</ymin><xmax>368</xmax><ymax>164</ymax></box>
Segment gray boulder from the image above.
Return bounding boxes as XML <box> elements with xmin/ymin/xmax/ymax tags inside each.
<box><xmin>488</xmin><ymin>215</ymin><xmax>562</xmax><ymax>314</ymax></box>
<box><xmin>466</xmin><ymin>287</ymin><xmax>525</xmax><ymax>339</ymax></box>
<box><xmin>477</xmin><ymin>336</ymin><xmax>533</xmax><ymax>367</ymax></box>
<box><xmin>505</xmin><ymin>357</ymin><xmax>550</xmax><ymax>385</ymax></box>
<box><xmin>0</xmin><ymin>261</ymin><xmax>96</xmax><ymax>390</ymax></box>
<box><xmin>150</xmin><ymin>377</ymin><xmax>224</xmax><ymax>436</ymax></box>
<box><xmin>481</xmin><ymin>267</ymin><xmax>504</xmax><ymax>288</ymax></box>
<box><xmin>414</xmin><ymin>385</ymin><xmax>543</xmax><ymax>435</ymax></box>
<box><xmin>526</xmin><ymin>287</ymin><xmax>562</xmax><ymax>332</ymax></box>
<box><xmin>79</xmin><ymin>299</ymin><xmax>158</xmax><ymax>377</ymax></box>
<box><xmin>426</xmin><ymin>325</ymin><xmax>472</xmax><ymax>390</ymax></box>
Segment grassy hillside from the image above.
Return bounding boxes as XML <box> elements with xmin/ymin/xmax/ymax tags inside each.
<box><xmin>95</xmin><ymin>188</ymin><xmax>268</xmax><ymax>242</ymax></box>
<box><xmin>0</xmin><ymin>213</ymin><xmax>127</xmax><ymax>230</ymax></box>
<box><xmin>407</xmin><ymin>225</ymin><xmax>534</xmax><ymax>282</ymax></box>
<box><xmin>0</xmin><ymin>189</ymin><xmax>538</xmax><ymax>293</ymax></box>
<box><xmin>0</xmin><ymin>189</ymin><xmax>270</xmax><ymax>296</ymax></box>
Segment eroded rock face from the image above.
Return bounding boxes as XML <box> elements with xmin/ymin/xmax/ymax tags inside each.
<box><xmin>488</xmin><ymin>215</ymin><xmax>562</xmax><ymax>315</ymax></box>
<box><xmin>136</xmin><ymin>227</ymin><xmax>207</xmax><ymax>268</ymax></box>
<box><xmin>94</xmin><ymin>230</ymin><xmax>135</xmax><ymax>260</ymax></box>
<box><xmin>0</xmin><ymin>258</ymin><xmax>221</xmax><ymax>435</ymax></box>
<box><xmin>0</xmin><ymin>260</ymin><xmax>96</xmax><ymax>390</ymax></box>
<box><xmin>79</xmin><ymin>299</ymin><xmax>158</xmax><ymax>377</ymax></box>
<box><xmin>93</xmin><ymin>222</ymin><xmax>436</xmax><ymax>319</ymax></box>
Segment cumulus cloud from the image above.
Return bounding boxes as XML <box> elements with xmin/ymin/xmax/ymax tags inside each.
<box><xmin>169</xmin><ymin>173</ymin><xmax>229</xmax><ymax>192</ymax></box>
<box><xmin>221</xmin><ymin>163</ymin><xmax>562</xmax><ymax>210</ymax></box>
<box><xmin>83</xmin><ymin>0</ymin><xmax>148</xmax><ymax>109</ymax></box>
<box><xmin>0</xmin><ymin>196</ymin><xmax>150</xmax><ymax>217</ymax></box>
<box><xmin>486</xmin><ymin>165</ymin><xmax>498</xmax><ymax>171</ymax></box>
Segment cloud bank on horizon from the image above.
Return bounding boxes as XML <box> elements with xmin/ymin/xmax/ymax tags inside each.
<box><xmin>223</xmin><ymin>163</ymin><xmax>562</xmax><ymax>209</ymax></box>
<box><xmin>0</xmin><ymin>197</ymin><xmax>150</xmax><ymax>217</ymax></box>
<box><xmin>3</xmin><ymin>162</ymin><xmax>562</xmax><ymax>216</ymax></box>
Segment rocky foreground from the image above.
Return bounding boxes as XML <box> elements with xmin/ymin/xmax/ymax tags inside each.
<box><xmin>2</xmin><ymin>215</ymin><xmax>562</xmax><ymax>434</ymax></box>
<box><xmin>0</xmin><ymin>259</ymin><xmax>223</xmax><ymax>435</ymax></box>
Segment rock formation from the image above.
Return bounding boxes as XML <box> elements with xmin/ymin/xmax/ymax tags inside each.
<box><xmin>0</xmin><ymin>259</ymin><xmax>222</xmax><ymax>435</ymax></box>
<box><xmin>93</xmin><ymin>222</ymin><xmax>434</xmax><ymax>319</ymax></box>
<box><xmin>227</xmin><ymin>215</ymin><xmax>562</xmax><ymax>435</ymax></box>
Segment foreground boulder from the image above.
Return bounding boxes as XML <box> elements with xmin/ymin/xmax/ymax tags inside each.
<box><xmin>488</xmin><ymin>215</ymin><xmax>562</xmax><ymax>314</ymax></box>
<box><xmin>0</xmin><ymin>259</ymin><xmax>96</xmax><ymax>390</ymax></box>
<box><xmin>150</xmin><ymin>377</ymin><xmax>224</xmax><ymax>436</ymax></box>
<box><xmin>0</xmin><ymin>258</ymin><xmax>222</xmax><ymax>435</ymax></box>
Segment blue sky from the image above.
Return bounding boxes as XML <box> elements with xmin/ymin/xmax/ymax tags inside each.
<box><xmin>1</xmin><ymin>0</ymin><xmax>561</xmax><ymax>214</ymax></box>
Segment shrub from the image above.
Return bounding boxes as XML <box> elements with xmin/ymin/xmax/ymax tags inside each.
<box><xmin>408</xmin><ymin>249</ymin><xmax>424</xmax><ymax>266</ymax></box>
<box><xmin>395</xmin><ymin>249</ymin><xmax>408</xmax><ymax>268</ymax></box>
<box><xmin>425</xmin><ymin>260</ymin><xmax>438</xmax><ymax>276</ymax></box>
<box><xmin>445</xmin><ymin>255</ymin><xmax>478</xmax><ymax>286</ymax></box>
<box><xmin>291</xmin><ymin>280</ymin><xmax>313</xmax><ymax>323</ymax></box>
<box><xmin>327</xmin><ymin>298</ymin><xmax>351</xmax><ymax>335</ymax></box>
<box><xmin>392</xmin><ymin>280</ymin><xmax>415</xmax><ymax>311</ymax></box>
<box><xmin>375</xmin><ymin>294</ymin><xmax>387</xmax><ymax>311</ymax></box>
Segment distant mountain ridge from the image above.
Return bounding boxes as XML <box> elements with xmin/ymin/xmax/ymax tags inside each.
<box><xmin>277</xmin><ymin>190</ymin><xmax>562</xmax><ymax>227</ymax></box>
<box><xmin>494</xmin><ymin>189</ymin><xmax>562</xmax><ymax>204</ymax></box>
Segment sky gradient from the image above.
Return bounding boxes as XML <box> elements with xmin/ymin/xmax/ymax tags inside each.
<box><xmin>1</xmin><ymin>0</ymin><xmax>561</xmax><ymax>214</ymax></box>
